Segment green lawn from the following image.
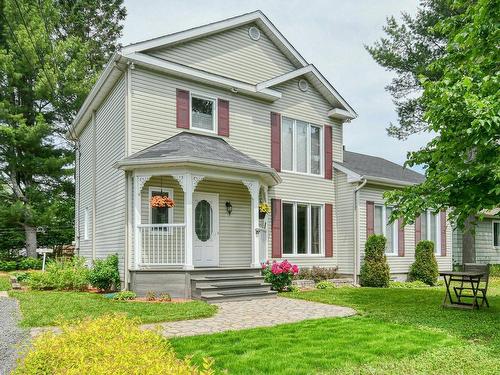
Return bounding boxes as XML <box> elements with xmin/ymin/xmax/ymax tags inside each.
<box><xmin>171</xmin><ymin>278</ymin><xmax>500</xmax><ymax>374</ymax></box>
<box><xmin>9</xmin><ymin>290</ymin><xmax>217</xmax><ymax>327</ymax></box>
<box><xmin>0</xmin><ymin>273</ymin><xmax>11</xmax><ymax>291</ymax></box>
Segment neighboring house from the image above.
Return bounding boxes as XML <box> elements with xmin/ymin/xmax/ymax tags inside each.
<box><xmin>334</xmin><ymin>150</ymin><xmax>452</xmax><ymax>282</ymax></box>
<box><xmin>69</xmin><ymin>11</ymin><xmax>450</xmax><ymax>299</ymax></box>
<box><xmin>452</xmin><ymin>209</ymin><xmax>500</xmax><ymax>266</ymax></box>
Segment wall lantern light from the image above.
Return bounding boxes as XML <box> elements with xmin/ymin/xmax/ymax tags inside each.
<box><xmin>225</xmin><ymin>201</ymin><xmax>233</xmax><ymax>215</ymax></box>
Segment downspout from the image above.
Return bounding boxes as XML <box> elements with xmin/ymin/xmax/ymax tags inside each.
<box><xmin>353</xmin><ymin>177</ymin><xmax>367</xmax><ymax>284</ymax></box>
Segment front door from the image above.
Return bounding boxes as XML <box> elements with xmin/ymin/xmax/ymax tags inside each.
<box><xmin>193</xmin><ymin>192</ymin><xmax>219</xmax><ymax>267</ymax></box>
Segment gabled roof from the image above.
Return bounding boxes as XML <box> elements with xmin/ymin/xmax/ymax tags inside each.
<box><xmin>115</xmin><ymin>132</ymin><xmax>281</xmax><ymax>185</ymax></box>
<box><xmin>335</xmin><ymin>150</ymin><xmax>425</xmax><ymax>186</ymax></box>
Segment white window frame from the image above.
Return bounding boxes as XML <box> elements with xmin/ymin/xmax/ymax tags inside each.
<box><xmin>190</xmin><ymin>93</ymin><xmax>217</xmax><ymax>134</ymax></box>
<box><xmin>281</xmin><ymin>201</ymin><xmax>324</xmax><ymax>256</ymax></box>
<box><xmin>281</xmin><ymin>117</ymin><xmax>324</xmax><ymax>177</ymax></box>
<box><xmin>148</xmin><ymin>187</ymin><xmax>174</xmax><ymax>225</ymax></box>
<box><xmin>492</xmin><ymin>221</ymin><xmax>500</xmax><ymax>248</ymax></box>
<box><xmin>83</xmin><ymin>208</ymin><xmax>89</xmax><ymax>241</ymax></box>
<box><xmin>422</xmin><ymin>210</ymin><xmax>441</xmax><ymax>255</ymax></box>
<box><xmin>374</xmin><ymin>205</ymin><xmax>398</xmax><ymax>256</ymax></box>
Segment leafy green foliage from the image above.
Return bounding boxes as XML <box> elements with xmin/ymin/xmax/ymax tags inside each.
<box><xmin>10</xmin><ymin>290</ymin><xmax>217</xmax><ymax>327</ymax></box>
<box><xmin>490</xmin><ymin>264</ymin><xmax>500</xmax><ymax>277</ymax></box>
<box><xmin>0</xmin><ymin>260</ymin><xmax>17</xmax><ymax>271</ymax></box>
<box><xmin>13</xmin><ymin>314</ymin><xmax>214</xmax><ymax>375</ymax></box>
<box><xmin>159</xmin><ymin>292</ymin><xmax>172</xmax><ymax>302</ymax></box>
<box><xmin>88</xmin><ymin>254</ymin><xmax>120</xmax><ymax>292</ymax></box>
<box><xmin>389</xmin><ymin>280</ymin><xmax>432</xmax><ymax>289</ymax></box>
<box><xmin>295</xmin><ymin>266</ymin><xmax>337</xmax><ymax>283</ymax></box>
<box><xmin>0</xmin><ymin>274</ymin><xmax>11</xmax><ymax>291</ymax></box>
<box><xmin>360</xmin><ymin>235</ymin><xmax>391</xmax><ymax>288</ymax></box>
<box><xmin>383</xmin><ymin>0</ymin><xmax>500</xmax><ymax>227</ymax></box>
<box><xmin>113</xmin><ymin>291</ymin><xmax>136</xmax><ymax>300</ymax></box>
<box><xmin>409</xmin><ymin>240</ymin><xmax>439</xmax><ymax>285</ymax></box>
<box><xmin>27</xmin><ymin>257</ymin><xmax>89</xmax><ymax>291</ymax></box>
<box><xmin>316</xmin><ymin>281</ymin><xmax>334</xmax><ymax>289</ymax></box>
<box><xmin>17</xmin><ymin>257</ymin><xmax>43</xmax><ymax>270</ymax></box>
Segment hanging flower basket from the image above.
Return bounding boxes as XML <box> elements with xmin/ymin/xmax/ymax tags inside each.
<box><xmin>150</xmin><ymin>195</ymin><xmax>175</xmax><ymax>208</ymax></box>
<box><xmin>259</xmin><ymin>202</ymin><xmax>271</xmax><ymax>219</ymax></box>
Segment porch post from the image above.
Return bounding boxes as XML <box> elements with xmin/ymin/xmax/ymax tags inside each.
<box><xmin>133</xmin><ymin>174</ymin><xmax>151</xmax><ymax>268</ymax></box>
<box><xmin>243</xmin><ymin>180</ymin><xmax>260</xmax><ymax>268</ymax></box>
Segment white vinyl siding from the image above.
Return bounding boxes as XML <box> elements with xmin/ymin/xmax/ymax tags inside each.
<box><xmin>333</xmin><ymin>170</ymin><xmax>355</xmax><ymax>274</ymax></box>
<box><xmin>452</xmin><ymin>218</ymin><xmax>500</xmax><ymax>265</ymax></box>
<box><xmin>147</xmin><ymin>23</ymin><xmax>296</xmax><ymax>84</ymax></box>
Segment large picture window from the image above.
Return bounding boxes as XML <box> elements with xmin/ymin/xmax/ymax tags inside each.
<box><xmin>373</xmin><ymin>205</ymin><xmax>398</xmax><ymax>255</ymax></box>
<box><xmin>282</xmin><ymin>202</ymin><xmax>323</xmax><ymax>255</ymax></box>
<box><xmin>191</xmin><ymin>94</ymin><xmax>216</xmax><ymax>132</ymax></box>
<box><xmin>420</xmin><ymin>210</ymin><xmax>441</xmax><ymax>254</ymax></box>
<box><xmin>149</xmin><ymin>188</ymin><xmax>174</xmax><ymax>224</ymax></box>
<box><xmin>281</xmin><ymin>117</ymin><xmax>323</xmax><ymax>176</ymax></box>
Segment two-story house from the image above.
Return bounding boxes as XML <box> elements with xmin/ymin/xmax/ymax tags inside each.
<box><xmin>69</xmin><ymin>11</ymin><xmax>452</xmax><ymax>300</ymax></box>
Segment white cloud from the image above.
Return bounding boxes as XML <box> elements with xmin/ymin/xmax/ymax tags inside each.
<box><xmin>122</xmin><ymin>0</ymin><xmax>428</xmax><ymax>171</ymax></box>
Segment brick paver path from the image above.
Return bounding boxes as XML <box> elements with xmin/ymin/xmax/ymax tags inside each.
<box><xmin>143</xmin><ymin>297</ymin><xmax>356</xmax><ymax>338</ymax></box>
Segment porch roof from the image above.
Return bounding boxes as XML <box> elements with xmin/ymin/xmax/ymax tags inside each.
<box><xmin>116</xmin><ymin>132</ymin><xmax>281</xmax><ymax>185</ymax></box>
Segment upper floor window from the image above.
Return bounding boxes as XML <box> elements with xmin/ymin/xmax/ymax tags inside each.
<box><xmin>493</xmin><ymin>221</ymin><xmax>500</xmax><ymax>248</ymax></box>
<box><xmin>374</xmin><ymin>205</ymin><xmax>398</xmax><ymax>255</ymax></box>
<box><xmin>191</xmin><ymin>95</ymin><xmax>216</xmax><ymax>132</ymax></box>
<box><xmin>281</xmin><ymin>117</ymin><xmax>323</xmax><ymax>176</ymax></box>
<box><xmin>420</xmin><ymin>210</ymin><xmax>440</xmax><ymax>254</ymax></box>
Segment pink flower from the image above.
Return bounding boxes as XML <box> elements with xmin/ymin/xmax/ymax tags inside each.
<box><xmin>261</xmin><ymin>263</ymin><xmax>268</xmax><ymax>270</ymax></box>
<box><xmin>292</xmin><ymin>265</ymin><xmax>299</xmax><ymax>275</ymax></box>
<box><xmin>271</xmin><ymin>263</ymin><xmax>283</xmax><ymax>275</ymax></box>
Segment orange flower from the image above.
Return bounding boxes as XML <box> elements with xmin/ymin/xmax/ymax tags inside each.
<box><xmin>150</xmin><ymin>195</ymin><xmax>176</xmax><ymax>208</ymax></box>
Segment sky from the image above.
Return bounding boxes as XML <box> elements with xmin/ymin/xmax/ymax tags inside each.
<box><xmin>121</xmin><ymin>0</ymin><xmax>432</xmax><ymax>171</ymax></box>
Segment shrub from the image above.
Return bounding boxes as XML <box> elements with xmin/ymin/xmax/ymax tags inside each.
<box><xmin>113</xmin><ymin>291</ymin><xmax>137</xmax><ymax>301</ymax></box>
<box><xmin>316</xmin><ymin>281</ymin><xmax>334</xmax><ymax>289</ymax></box>
<box><xmin>0</xmin><ymin>260</ymin><xmax>17</xmax><ymax>271</ymax></box>
<box><xmin>159</xmin><ymin>292</ymin><xmax>171</xmax><ymax>302</ymax></box>
<box><xmin>146</xmin><ymin>291</ymin><xmax>157</xmax><ymax>301</ymax></box>
<box><xmin>295</xmin><ymin>266</ymin><xmax>337</xmax><ymax>283</ymax></box>
<box><xmin>88</xmin><ymin>254</ymin><xmax>121</xmax><ymax>292</ymax></box>
<box><xmin>262</xmin><ymin>260</ymin><xmax>299</xmax><ymax>292</ymax></box>
<box><xmin>27</xmin><ymin>257</ymin><xmax>89</xmax><ymax>291</ymax></box>
<box><xmin>13</xmin><ymin>314</ymin><xmax>214</xmax><ymax>375</ymax></box>
<box><xmin>409</xmin><ymin>240</ymin><xmax>439</xmax><ymax>286</ymax></box>
<box><xmin>13</xmin><ymin>272</ymin><xmax>30</xmax><ymax>283</ymax></box>
<box><xmin>17</xmin><ymin>257</ymin><xmax>43</xmax><ymax>270</ymax></box>
<box><xmin>360</xmin><ymin>235</ymin><xmax>391</xmax><ymax>288</ymax></box>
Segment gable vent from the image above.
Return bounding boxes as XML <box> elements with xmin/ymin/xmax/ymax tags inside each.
<box><xmin>298</xmin><ymin>79</ymin><xmax>309</xmax><ymax>92</ymax></box>
<box><xmin>248</xmin><ymin>26</ymin><xmax>261</xmax><ymax>41</ymax></box>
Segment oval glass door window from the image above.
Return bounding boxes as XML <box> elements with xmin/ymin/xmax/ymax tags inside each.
<box><xmin>195</xmin><ymin>200</ymin><xmax>212</xmax><ymax>242</ymax></box>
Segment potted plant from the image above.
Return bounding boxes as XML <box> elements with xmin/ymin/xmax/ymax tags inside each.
<box><xmin>259</xmin><ymin>202</ymin><xmax>271</xmax><ymax>219</ymax></box>
<box><xmin>150</xmin><ymin>195</ymin><xmax>175</xmax><ymax>208</ymax></box>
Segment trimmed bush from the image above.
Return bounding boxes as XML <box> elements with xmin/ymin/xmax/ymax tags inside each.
<box><xmin>409</xmin><ymin>240</ymin><xmax>439</xmax><ymax>285</ymax></box>
<box><xmin>27</xmin><ymin>257</ymin><xmax>89</xmax><ymax>291</ymax></box>
<box><xmin>262</xmin><ymin>260</ymin><xmax>299</xmax><ymax>292</ymax></box>
<box><xmin>295</xmin><ymin>266</ymin><xmax>338</xmax><ymax>283</ymax></box>
<box><xmin>13</xmin><ymin>314</ymin><xmax>214</xmax><ymax>375</ymax></box>
<box><xmin>360</xmin><ymin>235</ymin><xmax>391</xmax><ymax>287</ymax></box>
<box><xmin>88</xmin><ymin>254</ymin><xmax>121</xmax><ymax>292</ymax></box>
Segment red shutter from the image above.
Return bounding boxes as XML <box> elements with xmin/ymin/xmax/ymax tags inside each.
<box><xmin>270</xmin><ymin>112</ymin><xmax>281</xmax><ymax>172</ymax></box>
<box><xmin>325</xmin><ymin>204</ymin><xmax>333</xmax><ymax>257</ymax></box>
<box><xmin>217</xmin><ymin>99</ymin><xmax>229</xmax><ymax>137</ymax></box>
<box><xmin>176</xmin><ymin>89</ymin><xmax>190</xmax><ymax>129</ymax></box>
<box><xmin>440</xmin><ymin>210</ymin><xmax>447</xmax><ymax>256</ymax></box>
<box><xmin>398</xmin><ymin>218</ymin><xmax>405</xmax><ymax>256</ymax></box>
<box><xmin>271</xmin><ymin>199</ymin><xmax>282</xmax><ymax>258</ymax></box>
<box><xmin>366</xmin><ymin>201</ymin><xmax>374</xmax><ymax>237</ymax></box>
<box><xmin>324</xmin><ymin>125</ymin><xmax>332</xmax><ymax>180</ymax></box>
<box><xmin>415</xmin><ymin>215</ymin><xmax>422</xmax><ymax>244</ymax></box>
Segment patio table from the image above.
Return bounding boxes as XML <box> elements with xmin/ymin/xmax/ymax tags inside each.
<box><xmin>440</xmin><ymin>271</ymin><xmax>485</xmax><ymax>309</ymax></box>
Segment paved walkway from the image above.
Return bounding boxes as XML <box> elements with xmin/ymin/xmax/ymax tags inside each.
<box><xmin>0</xmin><ymin>294</ymin><xmax>29</xmax><ymax>375</ymax></box>
<box><xmin>143</xmin><ymin>297</ymin><xmax>356</xmax><ymax>338</ymax></box>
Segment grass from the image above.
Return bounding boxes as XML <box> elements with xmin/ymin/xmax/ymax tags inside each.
<box><xmin>9</xmin><ymin>290</ymin><xmax>217</xmax><ymax>327</ymax></box>
<box><xmin>0</xmin><ymin>272</ymin><xmax>11</xmax><ymax>291</ymax></box>
<box><xmin>171</xmin><ymin>278</ymin><xmax>500</xmax><ymax>374</ymax></box>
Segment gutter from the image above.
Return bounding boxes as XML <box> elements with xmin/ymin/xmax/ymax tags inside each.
<box><xmin>353</xmin><ymin>177</ymin><xmax>367</xmax><ymax>284</ymax></box>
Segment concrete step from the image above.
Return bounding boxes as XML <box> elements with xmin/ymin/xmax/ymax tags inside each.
<box><xmin>191</xmin><ymin>275</ymin><xmax>265</xmax><ymax>288</ymax></box>
<box><xmin>200</xmin><ymin>289</ymin><xmax>278</xmax><ymax>302</ymax></box>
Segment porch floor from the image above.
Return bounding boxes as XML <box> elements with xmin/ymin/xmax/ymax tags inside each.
<box><xmin>142</xmin><ymin>297</ymin><xmax>356</xmax><ymax>338</ymax></box>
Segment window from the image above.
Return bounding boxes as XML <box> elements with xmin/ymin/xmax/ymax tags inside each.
<box><xmin>191</xmin><ymin>95</ymin><xmax>216</xmax><ymax>132</ymax></box>
<box><xmin>282</xmin><ymin>202</ymin><xmax>323</xmax><ymax>255</ymax></box>
<box><xmin>493</xmin><ymin>221</ymin><xmax>500</xmax><ymax>248</ymax></box>
<box><xmin>373</xmin><ymin>205</ymin><xmax>398</xmax><ymax>255</ymax></box>
<box><xmin>149</xmin><ymin>188</ymin><xmax>174</xmax><ymax>224</ymax></box>
<box><xmin>420</xmin><ymin>210</ymin><xmax>441</xmax><ymax>254</ymax></box>
<box><xmin>281</xmin><ymin>117</ymin><xmax>323</xmax><ymax>175</ymax></box>
<box><xmin>83</xmin><ymin>208</ymin><xmax>89</xmax><ymax>241</ymax></box>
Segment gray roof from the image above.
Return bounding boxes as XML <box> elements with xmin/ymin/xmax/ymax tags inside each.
<box><xmin>337</xmin><ymin>150</ymin><xmax>425</xmax><ymax>185</ymax></box>
<box><xmin>119</xmin><ymin>131</ymin><xmax>276</xmax><ymax>175</ymax></box>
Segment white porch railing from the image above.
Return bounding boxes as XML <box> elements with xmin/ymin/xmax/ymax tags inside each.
<box><xmin>137</xmin><ymin>224</ymin><xmax>186</xmax><ymax>266</ymax></box>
